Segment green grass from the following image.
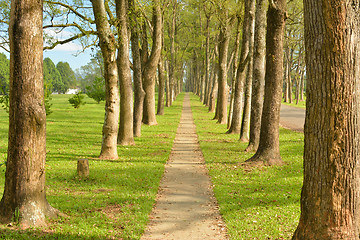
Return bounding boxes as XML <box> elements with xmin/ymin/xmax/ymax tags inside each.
<box><xmin>0</xmin><ymin>93</ymin><xmax>184</xmax><ymax>240</ymax></box>
<box><xmin>282</xmin><ymin>96</ymin><xmax>306</xmax><ymax>109</ymax></box>
<box><xmin>190</xmin><ymin>94</ymin><xmax>303</xmax><ymax>239</ymax></box>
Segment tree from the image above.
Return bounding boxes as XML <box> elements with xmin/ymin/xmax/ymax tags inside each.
<box><xmin>292</xmin><ymin>1</ymin><xmax>360</xmax><ymax>239</ymax></box>
<box><xmin>239</xmin><ymin>0</ymin><xmax>255</xmax><ymax>141</ymax></box>
<box><xmin>115</xmin><ymin>0</ymin><xmax>135</xmax><ymax>145</ymax></box>
<box><xmin>129</xmin><ymin>0</ymin><xmax>145</xmax><ymax>137</ymax></box>
<box><xmin>245</xmin><ymin>0</ymin><xmax>267</xmax><ymax>152</ymax></box>
<box><xmin>227</xmin><ymin>1</ymin><xmax>252</xmax><ymax>134</ymax></box>
<box><xmin>56</xmin><ymin>61</ymin><xmax>76</xmax><ymax>92</ymax></box>
<box><xmin>215</xmin><ymin>7</ymin><xmax>230</xmax><ymax>125</ymax></box>
<box><xmin>91</xmin><ymin>0</ymin><xmax>120</xmax><ymax>159</ymax></box>
<box><xmin>0</xmin><ymin>0</ymin><xmax>58</xmax><ymax>227</ymax></box>
<box><xmin>77</xmin><ymin>54</ymin><xmax>103</xmax><ymax>93</ymax></box>
<box><xmin>142</xmin><ymin>0</ymin><xmax>162</xmax><ymax>126</ymax></box>
<box><xmin>246</xmin><ymin>0</ymin><xmax>286</xmax><ymax>166</ymax></box>
<box><xmin>85</xmin><ymin>77</ymin><xmax>105</xmax><ymax>103</ymax></box>
<box><xmin>44</xmin><ymin>57</ymin><xmax>64</xmax><ymax>93</ymax></box>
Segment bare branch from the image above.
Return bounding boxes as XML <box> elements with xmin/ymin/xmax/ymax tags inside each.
<box><xmin>43</xmin><ymin>31</ymin><xmax>96</xmax><ymax>50</ymax></box>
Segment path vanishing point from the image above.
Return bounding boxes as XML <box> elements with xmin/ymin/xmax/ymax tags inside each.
<box><xmin>141</xmin><ymin>93</ymin><xmax>228</xmax><ymax>240</ymax></box>
<box><xmin>141</xmin><ymin>94</ymin><xmax>306</xmax><ymax>239</ymax></box>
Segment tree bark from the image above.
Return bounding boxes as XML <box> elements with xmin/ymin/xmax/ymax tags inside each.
<box><xmin>209</xmin><ymin>59</ymin><xmax>219</xmax><ymax>113</ymax></box>
<box><xmin>227</xmin><ymin>16</ymin><xmax>242</xmax><ymax>129</ymax></box>
<box><xmin>292</xmin><ymin>1</ymin><xmax>360</xmax><ymax>239</ymax></box>
<box><xmin>204</xmin><ymin>14</ymin><xmax>211</xmax><ymax>106</ymax></box>
<box><xmin>216</xmin><ymin>22</ymin><xmax>230</xmax><ymax>124</ymax></box>
<box><xmin>157</xmin><ymin>54</ymin><xmax>165</xmax><ymax>115</ymax></box>
<box><xmin>91</xmin><ymin>0</ymin><xmax>121</xmax><ymax>159</ymax></box>
<box><xmin>240</xmin><ymin>0</ymin><xmax>256</xmax><ymax>141</ymax></box>
<box><xmin>129</xmin><ymin>0</ymin><xmax>145</xmax><ymax>137</ymax></box>
<box><xmin>0</xmin><ymin>0</ymin><xmax>58</xmax><ymax>227</ymax></box>
<box><xmin>116</xmin><ymin>0</ymin><xmax>134</xmax><ymax>145</ymax></box>
<box><xmin>142</xmin><ymin>1</ymin><xmax>162</xmax><ymax>126</ymax></box>
<box><xmin>245</xmin><ymin>0</ymin><xmax>286</xmax><ymax>166</ymax></box>
<box><xmin>246</xmin><ymin>0</ymin><xmax>267</xmax><ymax>152</ymax></box>
<box><xmin>168</xmin><ymin>0</ymin><xmax>176</xmax><ymax>107</ymax></box>
<box><xmin>227</xmin><ymin>1</ymin><xmax>252</xmax><ymax>134</ymax></box>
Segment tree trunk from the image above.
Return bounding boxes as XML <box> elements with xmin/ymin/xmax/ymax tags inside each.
<box><xmin>240</xmin><ymin>0</ymin><xmax>256</xmax><ymax>141</ymax></box>
<box><xmin>204</xmin><ymin>15</ymin><xmax>211</xmax><ymax>106</ymax></box>
<box><xmin>216</xmin><ymin>23</ymin><xmax>230</xmax><ymax>124</ymax></box>
<box><xmin>287</xmin><ymin>48</ymin><xmax>293</xmax><ymax>104</ymax></box>
<box><xmin>227</xmin><ymin>0</ymin><xmax>252</xmax><ymax>134</ymax></box>
<box><xmin>91</xmin><ymin>0</ymin><xmax>120</xmax><ymax>158</ymax></box>
<box><xmin>245</xmin><ymin>0</ymin><xmax>286</xmax><ymax>166</ymax></box>
<box><xmin>165</xmin><ymin>60</ymin><xmax>171</xmax><ymax>107</ymax></box>
<box><xmin>168</xmin><ymin>0</ymin><xmax>176</xmax><ymax>107</ymax></box>
<box><xmin>0</xmin><ymin>0</ymin><xmax>58</xmax><ymax>227</ymax></box>
<box><xmin>227</xmin><ymin>16</ymin><xmax>242</xmax><ymax>129</ymax></box>
<box><xmin>157</xmin><ymin>55</ymin><xmax>165</xmax><ymax>115</ymax></box>
<box><xmin>292</xmin><ymin>1</ymin><xmax>360</xmax><ymax>239</ymax></box>
<box><xmin>116</xmin><ymin>0</ymin><xmax>134</xmax><ymax>145</ymax></box>
<box><xmin>142</xmin><ymin>1</ymin><xmax>162</xmax><ymax>126</ymax></box>
<box><xmin>300</xmin><ymin>69</ymin><xmax>304</xmax><ymax>101</ymax></box>
<box><xmin>129</xmin><ymin>0</ymin><xmax>145</xmax><ymax>137</ymax></box>
<box><xmin>245</xmin><ymin>0</ymin><xmax>267</xmax><ymax>152</ymax></box>
<box><xmin>209</xmin><ymin>62</ymin><xmax>218</xmax><ymax>113</ymax></box>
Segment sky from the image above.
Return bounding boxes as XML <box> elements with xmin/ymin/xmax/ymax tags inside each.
<box><xmin>43</xmin><ymin>43</ymin><xmax>92</xmax><ymax>72</ymax></box>
<box><xmin>43</xmin><ymin>29</ymin><xmax>93</xmax><ymax>71</ymax></box>
<box><xmin>0</xmin><ymin>29</ymin><xmax>93</xmax><ymax>71</ymax></box>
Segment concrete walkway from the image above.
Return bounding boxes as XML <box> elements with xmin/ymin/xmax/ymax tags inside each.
<box><xmin>280</xmin><ymin>104</ymin><xmax>305</xmax><ymax>132</ymax></box>
<box><xmin>141</xmin><ymin>93</ymin><xmax>227</xmax><ymax>240</ymax></box>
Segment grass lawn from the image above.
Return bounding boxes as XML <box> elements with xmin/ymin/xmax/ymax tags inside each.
<box><xmin>282</xmin><ymin>95</ymin><xmax>306</xmax><ymax>109</ymax></box>
<box><xmin>190</xmin><ymin>94</ymin><xmax>303</xmax><ymax>239</ymax></box>
<box><xmin>0</xmin><ymin>93</ymin><xmax>184</xmax><ymax>239</ymax></box>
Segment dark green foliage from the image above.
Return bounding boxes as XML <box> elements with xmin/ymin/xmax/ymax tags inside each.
<box><xmin>56</xmin><ymin>61</ymin><xmax>77</xmax><ymax>91</ymax></box>
<box><xmin>0</xmin><ymin>53</ymin><xmax>9</xmax><ymax>94</ymax></box>
<box><xmin>0</xmin><ymin>92</ymin><xmax>8</xmax><ymax>113</ymax></box>
<box><xmin>68</xmin><ymin>91</ymin><xmax>86</xmax><ymax>109</ymax></box>
<box><xmin>44</xmin><ymin>57</ymin><xmax>65</xmax><ymax>94</ymax></box>
<box><xmin>85</xmin><ymin>77</ymin><xmax>105</xmax><ymax>103</ymax></box>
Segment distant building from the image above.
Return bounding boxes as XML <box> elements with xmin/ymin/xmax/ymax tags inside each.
<box><xmin>65</xmin><ymin>88</ymin><xmax>80</xmax><ymax>94</ymax></box>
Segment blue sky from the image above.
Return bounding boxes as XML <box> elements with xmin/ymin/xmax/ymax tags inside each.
<box><xmin>43</xmin><ymin>28</ymin><xmax>93</xmax><ymax>71</ymax></box>
<box><xmin>43</xmin><ymin>45</ymin><xmax>92</xmax><ymax>72</ymax></box>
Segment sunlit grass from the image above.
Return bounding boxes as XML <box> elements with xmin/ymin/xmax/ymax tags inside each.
<box><xmin>0</xmin><ymin>93</ymin><xmax>184</xmax><ymax>240</ymax></box>
<box><xmin>190</xmin><ymin>93</ymin><xmax>303</xmax><ymax>239</ymax></box>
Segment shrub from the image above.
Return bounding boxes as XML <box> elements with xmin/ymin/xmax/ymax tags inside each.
<box><xmin>68</xmin><ymin>92</ymin><xmax>86</xmax><ymax>109</ymax></box>
<box><xmin>85</xmin><ymin>77</ymin><xmax>105</xmax><ymax>103</ymax></box>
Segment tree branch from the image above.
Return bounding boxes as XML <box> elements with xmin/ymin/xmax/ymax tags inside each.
<box><xmin>44</xmin><ymin>0</ymin><xmax>95</xmax><ymax>24</ymax></box>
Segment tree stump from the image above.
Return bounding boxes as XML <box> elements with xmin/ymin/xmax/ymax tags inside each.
<box><xmin>77</xmin><ymin>159</ymin><xmax>89</xmax><ymax>178</ymax></box>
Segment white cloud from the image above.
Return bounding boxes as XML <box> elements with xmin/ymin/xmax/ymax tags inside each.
<box><xmin>44</xmin><ymin>29</ymin><xmax>83</xmax><ymax>52</ymax></box>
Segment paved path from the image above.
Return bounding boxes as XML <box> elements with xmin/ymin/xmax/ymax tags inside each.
<box><xmin>280</xmin><ymin>104</ymin><xmax>305</xmax><ymax>132</ymax></box>
<box><xmin>141</xmin><ymin>93</ymin><xmax>227</xmax><ymax>240</ymax></box>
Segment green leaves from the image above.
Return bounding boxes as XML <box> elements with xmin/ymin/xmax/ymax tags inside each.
<box><xmin>68</xmin><ymin>91</ymin><xmax>86</xmax><ymax>108</ymax></box>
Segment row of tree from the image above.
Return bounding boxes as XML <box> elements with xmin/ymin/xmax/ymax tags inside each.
<box><xmin>0</xmin><ymin>53</ymin><xmax>76</xmax><ymax>95</ymax></box>
<box><xmin>1</xmin><ymin>0</ymin><xmax>360</xmax><ymax>238</ymax></box>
